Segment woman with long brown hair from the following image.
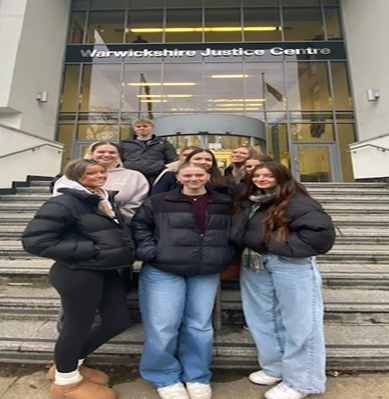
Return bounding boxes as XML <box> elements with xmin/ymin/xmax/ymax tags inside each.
<box><xmin>231</xmin><ymin>162</ymin><xmax>335</xmax><ymax>399</ymax></box>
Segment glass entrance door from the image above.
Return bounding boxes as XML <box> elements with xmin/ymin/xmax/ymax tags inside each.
<box><xmin>291</xmin><ymin>144</ymin><xmax>340</xmax><ymax>182</ymax></box>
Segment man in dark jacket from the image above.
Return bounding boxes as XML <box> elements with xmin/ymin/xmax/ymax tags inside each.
<box><xmin>119</xmin><ymin>118</ymin><xmax>178</xmax><ymax>185</ymax></box>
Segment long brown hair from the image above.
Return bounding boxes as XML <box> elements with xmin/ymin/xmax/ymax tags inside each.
<box><xmin>238</xmin><ymin>162</ymin><xmax>310</xmax><ymax>243</ymax></box>
<box><xmin>185</xmin><ymin>149</ymin><xmax>230</xmax><ymax>188</ymax></box>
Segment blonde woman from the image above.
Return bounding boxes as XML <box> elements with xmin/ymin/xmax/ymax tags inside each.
<box><xmin>224</xmin><ymin>145</ymin><xmax>258</xmax><ymax>185</ymax></box>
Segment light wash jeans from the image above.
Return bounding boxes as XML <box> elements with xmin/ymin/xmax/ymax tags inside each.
<box><xmin>139</xmin><ymin>263</ymin><xmax>220</xmax><ymax>388</ymax></box>
<box><xmin>241</xmin><ymin>254</ymin><xmax>326</xmax><ymax>394</ymax></box>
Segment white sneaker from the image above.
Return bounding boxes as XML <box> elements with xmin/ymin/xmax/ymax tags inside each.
<box><xmin>248</xmin><ymin>370</ymin><xmax>282</xmax><ymax>386</ymax></box>
<box><xmin>157</xmin><ymin>382</ymin><xmax>190</xmax><ymax>399</ymax></box>
<box><xmin>186</xmin><ymin>382</ymin><xmax>212</xmax><ymax>399</ymax></box>
<box><xmin>265</xmin><ymin>382</ymin><xmax>308</xmax><ymax>399</ymax></box>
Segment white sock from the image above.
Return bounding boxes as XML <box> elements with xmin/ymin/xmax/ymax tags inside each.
<box><xmin>55</xmin><ymin>369</ymin><xmax>83</xmax><ymax>385</ymax></box>
<box><xmin>78</xmin><ymin>358</ymin><xmax>85</xmax><ymax>367</ymax></box>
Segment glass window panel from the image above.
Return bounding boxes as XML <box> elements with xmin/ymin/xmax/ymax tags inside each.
<box><xmin>243</xmin><ymin>8</ymin><xmax>281</xmax><ymax>42</ymax></box>
<box><xmin>86</xmin><ymin>11</ymin><xmax>125</xmax><ymax>44</ymax></box>
<box><xmin>162</xmin><ymin>64</ymin><xmax>203</xmax><ymax>114</ymax></box>
<box><xmin>289</xmin><ymin>111</ymin><xmax>334</xmax><ymax>122</ymax></box>
<box><xmin>337</xmin><ymin>124</ymin><xmax>356</xmax><ymax>182</ymax></box>
<box><xmin>204</xmin><ymin>63</ymin><xmax>244</xmax><ymax>115</ymax></box>
<box><xmin>90</xmin><ymin>0</ymin><xmax>127</xmax><ymax>8</ymax></box>
<box><xmin>60</xmin><ymin>66</ymin><xmax>81</xmax><ymax>112</ymax></box>
<box><xmin>286</xmin><ymin>62</ymin><xmax>331</xmax><ymax>111</ymax></box>
<box><xmin>72</xmin><ymin>0</ymin><xmax>89</xmax><ymax>10</ymax></box>
<box><xmin>245</xmin><ymin>63</ymin><xmax>285</xmax><ymax>113</ymax></box>
<box><xmin>281</xmin><ymin>0</ymin><xmax>319</xmax><ymax>5</ymax></box>
<box><xmin>267</xmin><ymin>123</ymin><xmax>289</xmax><ymax>166</ymax></box>
<box><xmin>165</xmin><ymin>135</ymin><xmax>201</xmax><ymax>149</ymax></box>
<box><xmin>283</xmin><ymin>7</ymin><xmax>323</xmax><ymax>41</ymax></box>
<box><xmin>244</xmin><ymin>0</ymin><xmax>279</xmax><ymax>5</ymax></box>
<box><xmin>324</xmin><ymin>7</ymin><xmax>342</xmax><ymax>40</ymax></box>
<box><xmin>80</xmin><ymin>65</ymin><xmax>122</xmax><ymax>112</ymax></box>
<box><xmin>131</xmin><ymin>0</ymin><xmax>165</xmax><ymax>7</ymax></box>
<box><xmin>205</xmin><ymin>0</ymin><xmax>242</xmax><ymax>6</ymax></box>
<box><xmin>126</xmin><ymin>9</ymin><xmax>163</xmax><ymax>43</ymax></box>
<box><xmin>335</xmin><ymin>112</ymin><xmax>354</xmax><ymax>122</ymax></box>
<box><xmin>321</xmin><ymin>0</ymin><xmax>339</xmax><ymax>4</ymax></box>
<box><xmin>166</xmin><ymin>8</ymin><xmax>202</xmax><ymax>43</ymax></box>
<box><xmin>68</xmin><ymin>12</ymin><xmax>86</xmax><ymax>44</ymax></box>
<box><xmin>290</xmin><ymin>123</ymin><xmax>335</xmax><ymax>142</ymax></box>
<box><xmin>205</xmin><ymin>8</ymin><xmax>242</xmax><ymax>42</ymax></box>
<box><xmin>122</xmin><ymin>64</ymin><xmax>163</xmax><ymax>115</ymax></box>
<box><xmin>77</xmin><ymin>124</ymin><xmax>120</xmax><ymax>141</ymax></box>
<box><xmin>331</xmin><ymin>62</ymin><xmax>352</xmax><ymax>110</ymax></box>
<box><xmin>296</xmin><ymin>145</ymin><xmax>332</xmax><ymax>182</ymax></box>
<box><xmin>57</xmin><ymin>125</ymin><xmax>76</xmax><ymax>168</ymax></box>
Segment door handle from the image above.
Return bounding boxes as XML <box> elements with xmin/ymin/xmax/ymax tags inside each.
<box><xmin>294</xmin><ymin>158</ymin><xmax>301</xmax><ymax>171</ymax></box>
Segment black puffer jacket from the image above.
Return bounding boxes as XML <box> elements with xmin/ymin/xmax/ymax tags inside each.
<box><xmin>21</xmin><ymin>188</ymin><xmax>135</xmax><ymax>270</ymax></box>
<box><xmin>131</xmin><ymin>188</ymin><xmax>235</xmax><ymax>275</ymax></box>
<box><xmin>119</xmin><ymin>135</ymin><xmax>178</xmax><ymax>183</ymax></box>
<box><xmin>230</xmin><ymin>193</ymin><xmax>335</xmax><ymax>258</ymax></box>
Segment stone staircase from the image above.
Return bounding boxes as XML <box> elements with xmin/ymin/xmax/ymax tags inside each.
<box><xmin>1</xmin><ymin>179</ymin><xmax>389</xmax><ymax>370</ymax></box>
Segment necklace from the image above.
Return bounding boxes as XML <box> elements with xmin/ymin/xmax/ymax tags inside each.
<box><xmin>185</xmin><ymin>193</ymin><xmax>207</xmax><ymax>201</ymax></box>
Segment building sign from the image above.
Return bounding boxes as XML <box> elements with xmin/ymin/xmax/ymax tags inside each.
<box><xmin>66</xmin><ymin>42</ymin><xmax>346</xmax><ymax>63</ymax></box>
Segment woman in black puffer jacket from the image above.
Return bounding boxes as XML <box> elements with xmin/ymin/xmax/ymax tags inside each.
<box><xmin>22</xmin><ymin>159</ymin><xmax>135</xmax><ymax>399</ymax></box>
<box><xmin>131</xmin><ymin>163</ymin><xmax>234</xmax><ymax>399</ymax></box>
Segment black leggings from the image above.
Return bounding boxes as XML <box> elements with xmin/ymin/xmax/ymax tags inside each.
<box><xmin>49</xmin><ymin>262</ymin><xmax>132</xmax><ymax>372</ymax></box>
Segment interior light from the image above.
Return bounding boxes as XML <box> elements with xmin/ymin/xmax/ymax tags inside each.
<box><xmin>210</xmin><ymin>75</ymin><xmax>250</xmax><ymax>78</ymax></box>
<box><xmin>209</xmin><ymin>98</ymin><xmax>266</xmax><ymax>102</ymax></box>
<box><xmin>140</xmin><ymin>100</ymin><xmax>167</xmax><ymax>103</ymax></box>
<box><xmin>131</xmin><ymin>26</ymin><xmax>278</xmax><ymax>33</ymax></box>
<box><xmin>128</xmin><ymin>83</ymin><xmax>196</xmax><ymax>86</ymax></box>
<box><xmin>137</xmin><ymin>94</ymin><xmax>194</xmax><ymax>98</ymax></box>
<box><xmin>208</xmin><ymin>107</ymin><xmax>261</xmax><ymax>111</ymax></box>
<box><xmin>216</xmin><ymin>103</ymin><xmax>263</xmax><ymax>107</ymax></box>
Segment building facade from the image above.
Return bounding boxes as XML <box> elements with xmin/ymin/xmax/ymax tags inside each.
<box><xmin>0</xmin><ymin>0</ymin><xmax>388</xmax><ymax>188</ymax></box>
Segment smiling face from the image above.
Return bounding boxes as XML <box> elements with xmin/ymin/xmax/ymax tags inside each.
<box><xmin>230</xmin><ymin>147</ymin><xmax>251</xmax><ymax>164</ymax></box>
<box><xmin>176</xmin><ymin>165</ymin><xmax>210</xmax><ymax>193</ymax></box>
<box><xmin>188</xmin><ymin>151</ymin><xmax>214</xmax><ymax>170</ymax></box>
<box><xmin>78</xmin><ymin>164</ymin><xmax>107</xmax><ymax>189</ymax></box>
<box><xmin>252</xmin><ymin>167</ymin><xmax>277</xmax><ymax>191</ymax></box>
<box><xmin>90</xmin><ymin>144</ymin><xmax>120</xmax><ymax>169</ymax></box>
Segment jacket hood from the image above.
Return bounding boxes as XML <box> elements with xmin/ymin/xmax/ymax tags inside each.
<box><xmin>56</xmin><ymin>178</ymin><xmax>109</xmax><ymax>201</ymax></box>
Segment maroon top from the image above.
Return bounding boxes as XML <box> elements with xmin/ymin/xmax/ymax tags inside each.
<box><xmin>183</xmin><ymin>193</ymin><xmax>210</xmax><ymax>233</ymax></box>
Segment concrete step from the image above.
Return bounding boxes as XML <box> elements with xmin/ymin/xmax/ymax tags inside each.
<box><xmin>304</xmin><ymin>183</ymin><xmax>388</xmax><ymax>189</ymax></box>
<box><xmin>0</xmin><ymin>195</ymin><xmax>51</xmax><ymax>201</ymax></box>
<box><xmin>1</xmin><ymin>282</ymin><xmax>389</xmax><ymax>325</ymax></box>
<box><xmin>0</xmin><ymin>319</ymin><xmax>389</xmax><ymax>370</ymax></box>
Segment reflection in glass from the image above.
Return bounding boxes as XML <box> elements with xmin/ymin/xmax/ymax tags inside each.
<box><xmin>324</xmin><ymin>7</ymin><xmax>342</xmax><ymax>40</ymax></box>
<box><xmin>267</xmin><ymin>123</ymin><xmax>289</xmax><ymax>166</ymax></box>
<box><xmin>60</xmin><ymin>66</ymin><xmax>81</xmax><ymax>112</ymax></box>
<box><xmin>295</xmin><ymin>146</ymin><xmax>332</xmax><ymax>182</ymax></box>
<box><xmin>337</xmin><ymin>124</ymin><xmax>356</xmax><ymax>182</ymax></box>
<box><xmin>90</xmin><ymin>0</ymin><xmax>127</xmax><ymax>8</ymax></box>
<box><xmin>58</xmin><ymin>125</ymin><xmax>76</xmax><ymax>167</ymax></box>
<box><xmin>283</xmin><ymin>7</ymin><xmax>323</xmax><ymax>41</ymax></box>
<box><xmin>86</xmin><ymin>11</ymin><xmax>125</xmax><ymax>44</ymax></box>
<box><xmin>73</xmin><ymin>0</ymin><xmax>89</xmax><ymax>10</ymax></box>
<box><xmin>77</xmin><ymin>123</ymin><xmax>120</xmax><ymax>141</ymax></box>
<box><xmin>331</xmin><ymin>62</ymin><xmax>352</xmax><ymax>110</ymax></box>
<box><xmin>126</xmin><ymin>9</ymin><xmax>163</xmax><ymax>43</ymax></box>
<box><xmin>132</xmin><ymin>0</ymin><xmax>164</xmax><ymax>7</ymax></box>
<box><xmin>290</xmin><ymin>123</ymin><xmax>335</xmax><ymax>142</ymax></box>
<box><xmin>123</xmin><ymin>64</ymin><xmax>162</xmax><ymax>116</ymax></box>
<box><xmin>166</xmin><ymin>135</ymin><xmax>202</xmax><ymax>150</ymax></box>
<box><xmin>166</xmin><ymin>8</ymin><xmax>202</xmax><ymax>43</ymax></box>
<box><xmin>286</xmin><ymin>62</ymin><xmax>331</xmax><ymax>111</ymax></box>
<box><xmin>245</xmin><ymin>63</ymin><xmax>285</xmax><ymax>114</ymax></box>
<box><xmin>243</xmin><ymin>8</ymin><xmax>281</xmax><ymax>42</ymax></box>
<box><xmin>204</xmin><ymin>63</ymin><xmax>244</xmax><ymax>114</ymax></box>
<box><xmin>80</xmin><ymin>65</ymin><xmax>122</xmax><ymax>112</ymax></box>
<box><xmin>243</xmin><ymin>0</ymin><xmax>279</xmax><ymax>5</ymax></box>
<box><xmin>282</xmin><ymin>0</ymin><xmax>319</xmax><ymax>4</ymax></box>
<box><xmin>204</xmin><ymin>8</ymin><xmax>242</xmax><ymax>42</ymax></box>
<box><xmin>162</xmin><ymin>64</ymin><xmax>202</xmax><ymax>114</ymax></box>
<box><xmin>68</xmin><ymin>12</ymin><xmax>86</xmax><ymax>44</ymax></box>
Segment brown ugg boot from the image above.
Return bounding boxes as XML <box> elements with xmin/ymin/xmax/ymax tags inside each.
<box><xmin>46</xmin><ymin>364</ymin><xmax>110</xmax><ymax>385</ymax></box>
<box><xmin>50</xmin><ymin>379</ymin><xmax>117</xmax><ymax>399</ymax></box>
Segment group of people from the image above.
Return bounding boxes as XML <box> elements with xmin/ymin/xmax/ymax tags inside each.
<box><xmin>21</xmin><ymin>118</ymin><xmax>336</xmax><ymax>399</ymax></box>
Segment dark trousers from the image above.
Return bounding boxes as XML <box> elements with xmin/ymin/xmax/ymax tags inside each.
<box><xmin>49</xmin><ymin>262</ymin><xmax>132</xmax><ymax>372</ymax></box>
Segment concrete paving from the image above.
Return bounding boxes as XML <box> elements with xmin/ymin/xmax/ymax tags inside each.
<box><xmin>0</xmin><ymin>365</ymin><xmax>388</xmax><ymax>399</ymax></box>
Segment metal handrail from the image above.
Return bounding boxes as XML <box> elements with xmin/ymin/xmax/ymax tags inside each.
<box><xmin>349</xmin><ymin>143</ymin><xmax>389</xmax><ymax>153</ymax></box>
<box><xmin>0</xmin><ymin>143</ymin><xmax>65</xmax><ymax>160</ymax></box>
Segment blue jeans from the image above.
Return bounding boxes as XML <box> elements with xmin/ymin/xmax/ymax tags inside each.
<box><xmin>241</xmin><ymin>254</ymin><xmax>326</xmax><ymax>394</ymax></box>
<box><xmin>139</xmin><ymin>263</ymin><xmax>220</xmax><ymax>388</ymax></box>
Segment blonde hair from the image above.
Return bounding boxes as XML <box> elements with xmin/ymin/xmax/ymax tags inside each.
<box><xmin>64</xmin><ymin>159</ymin><xmax>105</xmax><ymax>182</ymax></box>
<box><xmin>230</xmin><ymin>145</ymin><xmax>258</xmax><ymax>184</ymax></box>
<box><xmin>132</xmin><ymin>118</ymin><xmax>155</xmax><ymax>128</ymax></box>
<box><xmin>83</xmin><ymin>141</ymin><xmax>123</xmax><ymax>168</ymax></box>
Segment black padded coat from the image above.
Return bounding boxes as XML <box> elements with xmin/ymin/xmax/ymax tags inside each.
<box><xmin>119</xmin><ymin>135</ymin><xmax>178</xmax><ymax>183</ymax></box>
<box><xmin>21</xmin><ymin>188</ymin><xmax>135</xmax><ymax>270</ymax></box>
<box><xmin>230</xmin><ymin>193</ymin><xmax>335</xmax><ymax>258</ymax></box>
<box><xmin>131</xmin><ymin>188</ymin><xmax>235</xmax><ymax>275</ymax></box>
